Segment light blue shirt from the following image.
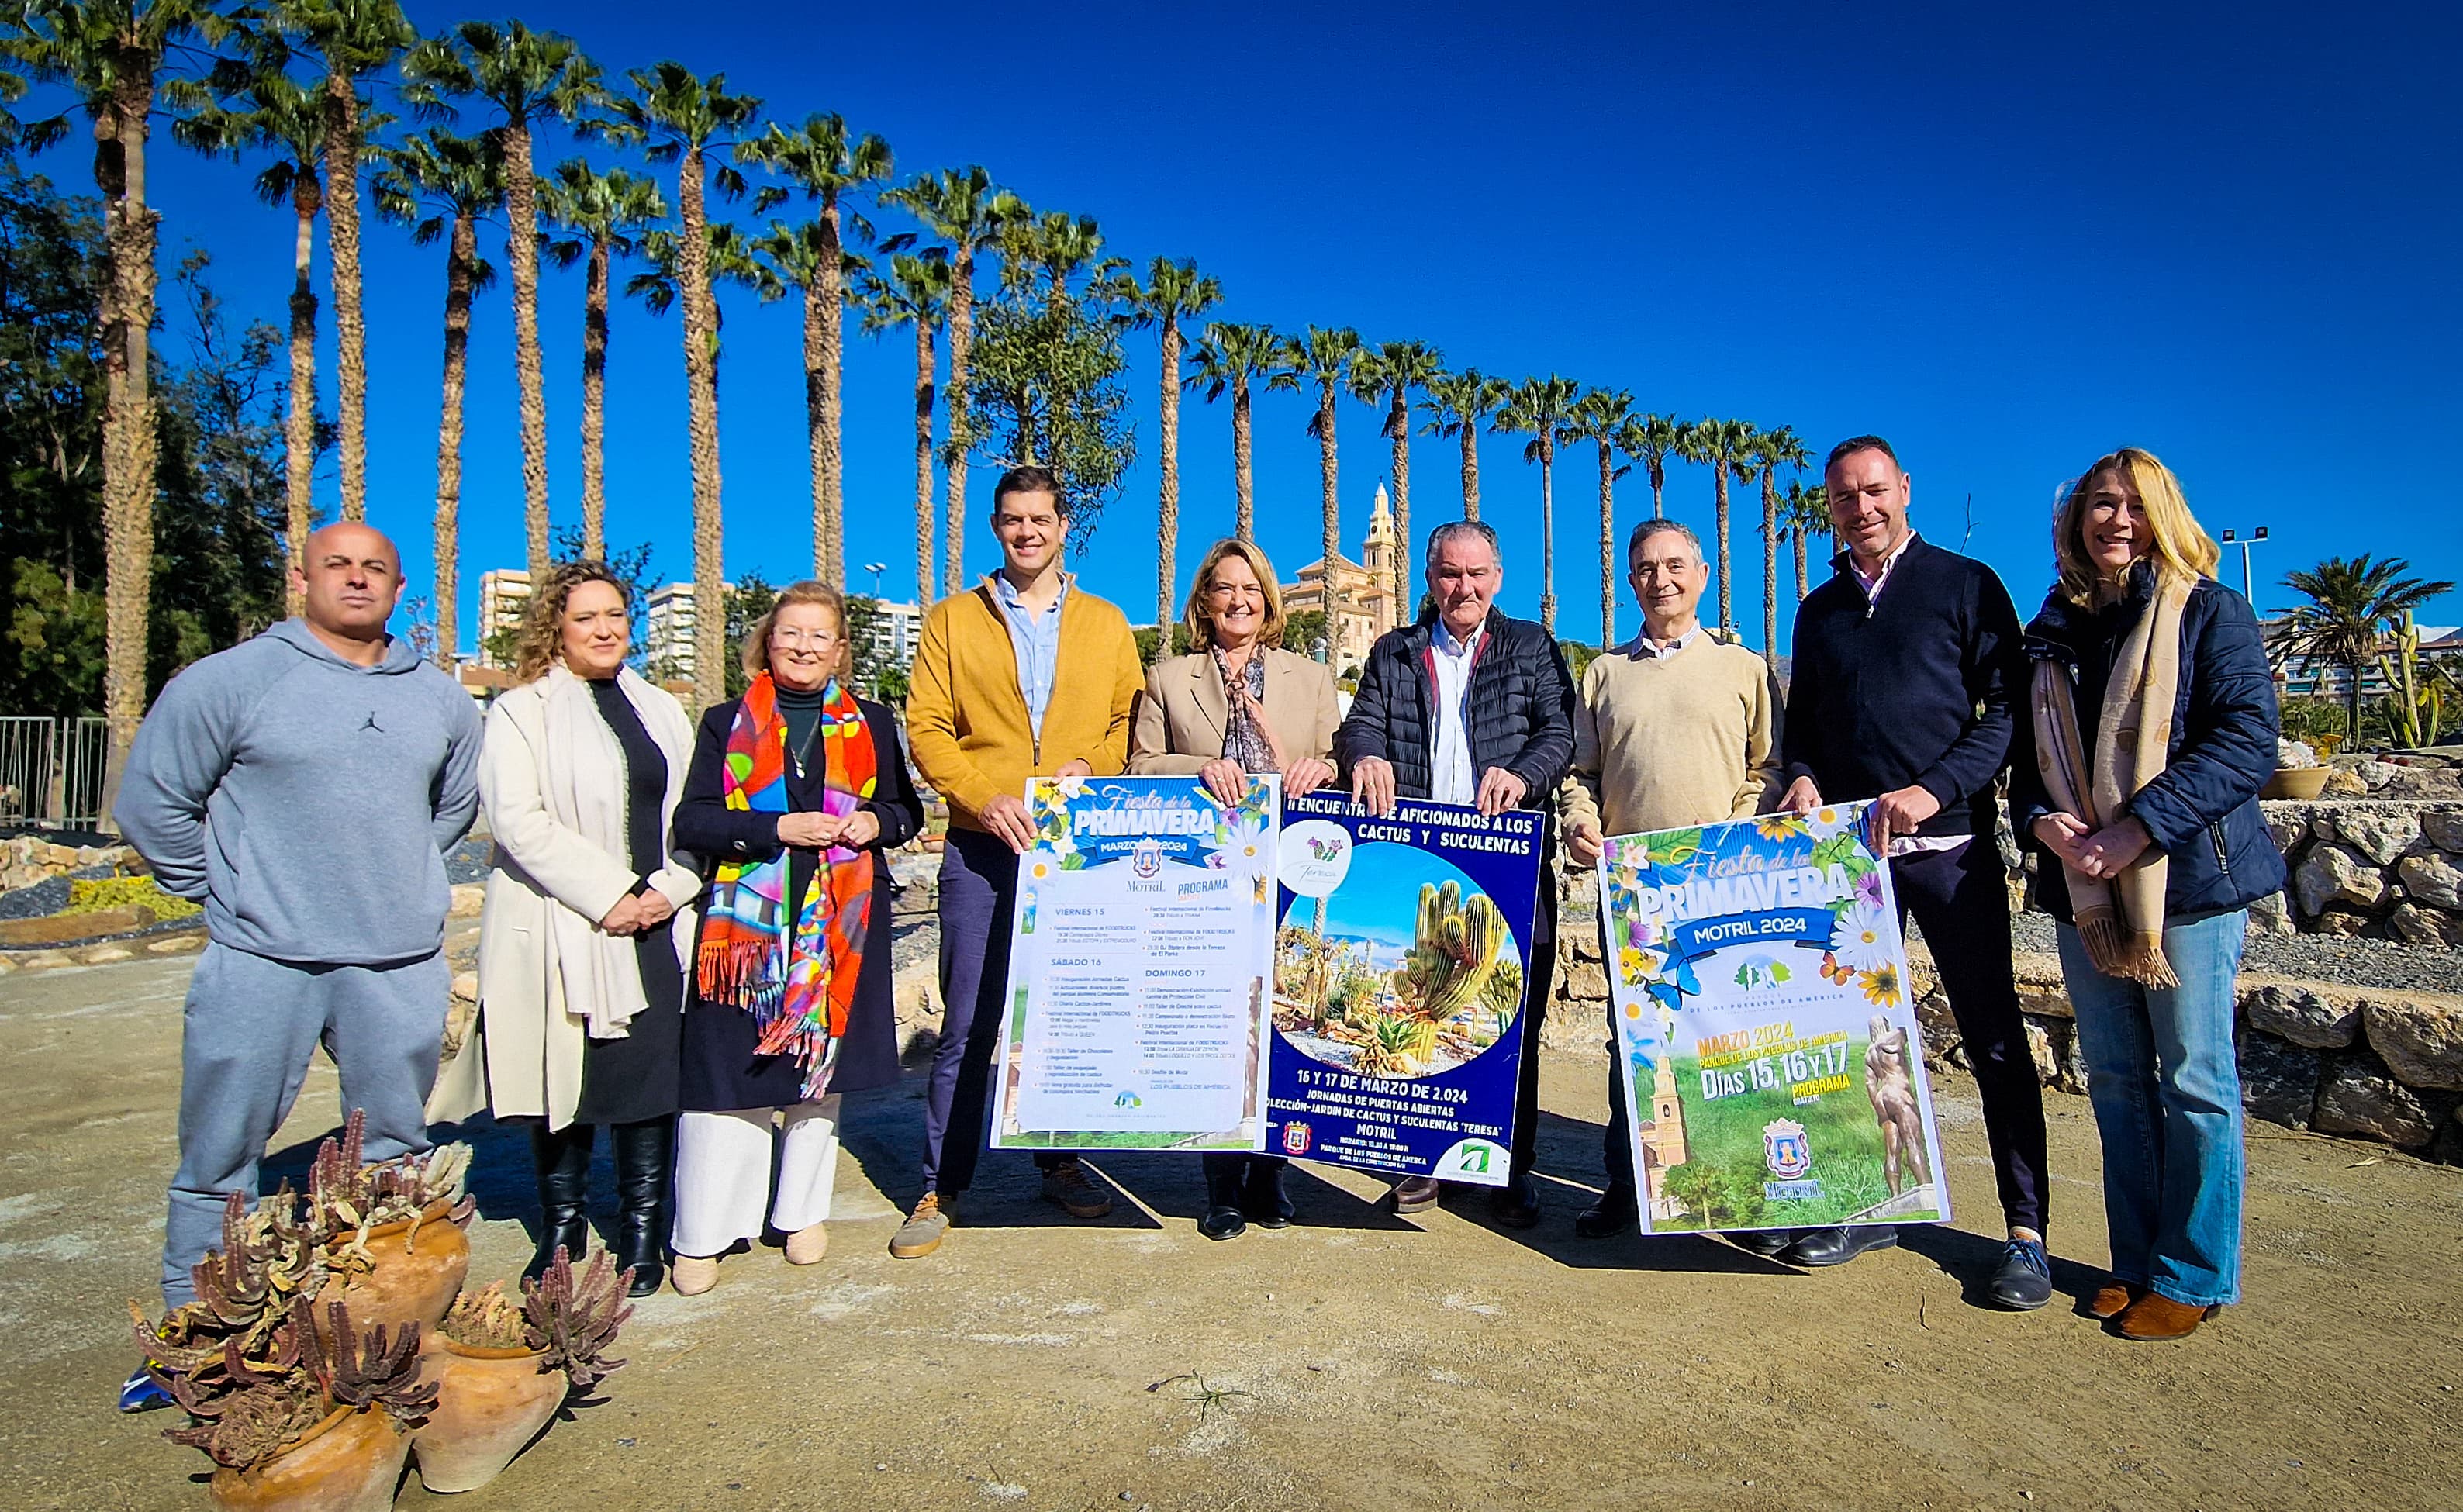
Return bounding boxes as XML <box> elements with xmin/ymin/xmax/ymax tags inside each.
<box><xmin>993</xmin><ymin>571</ymin><xmax>1069</xmax><ymax>740</ymax></box>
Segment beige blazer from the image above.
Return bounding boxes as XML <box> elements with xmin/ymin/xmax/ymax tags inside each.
<box><xmin>427</xmin><ymin>668</ymin><xmax>702</xmax><ymax>1131</ymax></box>
<box><xmin>1128</xmin><ymin>647</ymin><xmax>1341</xmax><ymax>773</ymax></box>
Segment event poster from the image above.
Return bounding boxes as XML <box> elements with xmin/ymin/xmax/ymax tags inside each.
<box><xmin>1265</xmin><ymin>792</ymin><xmax>1545</xmax><ymax>1187</ymax></box>
<box><xmin>1598</xmin><ymin>802</ymin><xmax>1952</xmax><ymax>1235</ymax></box>
<box><xmin>988</xmin><ymin>775</ymin><xmax>1279</xmax><ymax>1152</ymax></box>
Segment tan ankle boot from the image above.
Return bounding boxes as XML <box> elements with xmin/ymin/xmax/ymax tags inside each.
<box><xmin>785</xmin><ymin>1221</ymin><xmax>828</xmax><ymax>1265</ymax></box>
<box><xmin>670</xmin><ymin>1253</ymin><xmax>721</xmax><ymax>1296</ymax></box>
<box><xmin>2088</xmin><ymin>1281</ymin><xmax>2138</xmax><ymax>1319</ymax></box>
<box><xmin>2115</xmin><ymin>1291</ymin><xmax>2220</xmax><ymax>1340</ymax></box>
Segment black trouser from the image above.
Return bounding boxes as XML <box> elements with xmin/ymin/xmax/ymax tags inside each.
<box><xmin>1891</xmin><ymin>839</ymin><xmax>2048</xmax><ymax>1234</ymax></box>
<box><xmin>1508</xmin><ymin>882</ymin><xmax>1558</xmax><ymax>1177</ymax></box>
<box><xmin>928</xmin><ymin>827</ymin><xmax>1068</xmax><ymax>1195</ymax></box>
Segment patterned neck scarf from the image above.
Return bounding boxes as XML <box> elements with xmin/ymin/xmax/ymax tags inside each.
<box><xmin>696</xmin><ymin>671</ymin><xmax>877</xmax><ymax>1099</ymax></box>
<box><xmin>1214</xmin><ymin>646</ymin><xmax>1275</xmax><ymax>774</ymax></box>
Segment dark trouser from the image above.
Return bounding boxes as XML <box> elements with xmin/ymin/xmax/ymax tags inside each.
<box><xmin>1601</xmin><ymin>912</ymin><xmax>1639</xmax><ymax>1192</ymax></box>
<box><xmin>1201</xmin><ymin>1153</ymin><xmax>1288</xmax><ymax>1185</ymax></box>
<box><xmin>924</xmin><ymin>827</ymin><xmax>1066</xmax><ymax>1195</ymax></box>
<box><xmin>1507</xmin><ymin>885</ymin><xmax>1558</xmax><ymax>1178</ymax></box>
<box><xmin>1892</xmin><ymin>840</ymin><xmax>2048</xmax><ymax>1235</ymax></box>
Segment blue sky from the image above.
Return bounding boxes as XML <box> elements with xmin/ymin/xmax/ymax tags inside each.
<box><xmin>36</xmin><ymin>0</ymin><xmax>2461</xmax><ymax>649</ymax></box>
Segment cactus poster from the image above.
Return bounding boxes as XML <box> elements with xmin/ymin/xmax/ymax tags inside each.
<box><xmin>1598</xmin><ymin>803</ymin><xmax>1953</xmax><ymax>1235</ymax></box>
<box><xmin>989</xmin><ymin>775</ymin><xmax>1280</xmax><ymax>1151</ymax></box>
<box><xmin>1266</xmin><ymin>792</ymin><xmax>1546</xmax><ymax>1187</ymax></box>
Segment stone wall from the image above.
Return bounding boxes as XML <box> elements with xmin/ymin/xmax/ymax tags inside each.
<box><xmin>2258</xmin><ymin>800</ymin><xmax>2463</xmax><ymax>944</ymax></box>
<box><xmin>0</xmin><ymin>836</ymin><xmax>136</xmax><ymax>892</ymax></box>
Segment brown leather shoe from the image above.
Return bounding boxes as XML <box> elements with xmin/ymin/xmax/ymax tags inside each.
<box><xmin>2088</xmin><ymin>1282</ymin><xmax>2139</xmax><ymax>1319</ymax></box>
<box><xmin>2115</xmin><ymin>1291</ymin><xmax>2221</xmax><ymax>1340</ymax></box>
<box><xmin>1392</xmin><ymin>1175</ymin><xmax>1441</xmax><ymax>1213</ymax></box>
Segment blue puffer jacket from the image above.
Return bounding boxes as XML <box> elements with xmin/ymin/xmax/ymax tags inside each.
<box><xmin>2013</xmin><ymin>564</ymin><xmax>2287</xmax><ymax>923</ymax></box>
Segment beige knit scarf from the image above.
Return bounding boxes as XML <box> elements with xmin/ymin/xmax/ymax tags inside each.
<box><xmin>2029</xmin><ymin>570</ymin><xmax>2194</xmax><ymax>988</ymax></box>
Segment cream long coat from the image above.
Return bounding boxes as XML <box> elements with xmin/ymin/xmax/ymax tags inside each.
<box><xmin>1128</xmin><ymin>647</ymin><xmax>1342</xmax><ymax>774</ymax></box>
<box><xmin>428</xmin><ymin>668</ymin><xmax>702</xmax><ymax>1131</ymax></box>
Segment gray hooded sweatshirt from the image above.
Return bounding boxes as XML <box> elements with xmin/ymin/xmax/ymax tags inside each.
<box><xmin>114</xmin><ymin>620</ymin><xmax>483</xmax><ymax>966</ymax></box>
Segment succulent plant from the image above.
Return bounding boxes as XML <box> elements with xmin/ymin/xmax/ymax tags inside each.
<box><xmin>302</xmin><ymin>1296</ymin><xmax>436</xmax><ymax>1424</ymax></box>
<box><xmin>171</xmin><ymin>1192</ymin><xmax>327</xmax><ymax>1362</ymax></box>
<box><xmin>522</xmin><ymin>1247</ymin><xmax>634</xmax><ymax>1392</ymax></box>
<box><xmin>439</xmin><ymin>1282</ymin><xmax>530</xmax><ymax>1351</ymax></box>
<box><xmin>309</xmin><ymin>1110</ymin><xmax>478</xmax><ymax>1270</ymax></box>
<box><xmin>135</xmin><ymin>1291</ymin><xmax>326</xmax><ymax>1471</ymax></box>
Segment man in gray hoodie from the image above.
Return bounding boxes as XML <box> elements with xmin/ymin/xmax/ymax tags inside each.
<box><xmin>115</xmin><ymin>521</ymin><xmax>481</xmax><ymax>1407</ymax></box>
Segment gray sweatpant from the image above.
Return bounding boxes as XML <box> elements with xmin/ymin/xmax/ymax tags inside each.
<box><xmin>163</xmin><ymin>943</ymin><xmax>448</xmax><ymax>1305</ymax></box>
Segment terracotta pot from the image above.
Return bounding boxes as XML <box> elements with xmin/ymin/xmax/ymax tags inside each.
<box><xmin>209</xmin><ymin>1407</ymin><xmax>408</xmax><ymax>1512</ymax></box>
<box><xmin>2262</xmin><ymin>766</ymin><xmax>2331</xmax><ymax>799</ymax></box>
<box><xmin>320</xmin><ymin>1200</ymin><xmax>470</xmax><ymax>1336</ymax></box>
<box><xmin>410</xmin><ymin>1334</ymin><xmax>568</xmax><ymax>1493</ymax></box>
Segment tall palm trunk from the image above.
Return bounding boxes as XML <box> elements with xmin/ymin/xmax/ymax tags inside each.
<box><xmin>1232</xmin><ymin>376</ymin><xmax>1253</xmax><ymax>543</ymax></box>
<box><xmin>1759</xmin><ymin>472</ymin><xmax>1781</xmax><ymax>668</ymax></box>
<box><xmin>1389</xmin><ymin>387</ymin><xmax>1410</xmax><ymax>613</ymax></box>
<box><xmin>678</xmin><ymin>149</ymin><xmax>726</xmax><ymax>710</ymax></box>
<box><xmin>284</xmin><ymin>174</ymin><xmax>320</xmax><ymax>618</ymax></box>
<box><xmin>1537</xmin><ymin>439</ymin><xmax>1556</xmax><ymax>634</ymax></box>
<box><xmin>1792</xmin><ymin>529</ymin><xmax>1810</xmax><ymax>604</ymax></box>
<box><xmin>432</xmin><ymin>212</ymin><xmax>477</xmax><ymax>669</ymax></box>
<box><xmin>941</xmin><ymin>247</ymin><xmax>975</xmax><ymax>597</ymax></box>
<box><xmin>1316</xmin><ymin>385</ymin><xmax>1338</xmax><ymax>662</ymax></box>
<box><xmin>1712</xmin><ymin>471</ymin><xmax>1732</xmax><ymax>634</ymax></box>
<box><xmin>1460</xmin><ymin>428</ymin><xmax>1480</xmax><ymax>520</ymax></box>
<box><xmin>322</xmin><ymin>67</ymin><xmax>369</xmax><ymax>521</ymax></box>
<box><xmin>97</xmin><ymin>66</ymin><xmax>161</xmax><ymax>815</ymax></box>
<box><xmin>1156</xmin><ymin>315</ymin><xmax>1182</xmax><ymax>652</ymax></box>
<box><xmin>1597</xmin><ymin>440</ymin><xmax>1615</xmax><ymax>651</ymax></box>
<box><xmin>1649</xmin><ymin>470</ymin><xmax>1665</xmax><ymax>520</ymax></box>
<box><xmin>810</xmin><ymin>195</ymin><xmax>846</xmax><ymax>585</ymax></box>
<box><xmin>579</xmin><ymin>235</ymin><xmax>609</xmax><ymax>558</ymax></box>
<box><xmin>504</xmin><ymin>122</ymin><xmax>549</xmax><ymax>577</ymax></box>
<box><xmin>910</xmin><ymin>316</ymin><xmax>936</xmax><ymax>602</ymax></box>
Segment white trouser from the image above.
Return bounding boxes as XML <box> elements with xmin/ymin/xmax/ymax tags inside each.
<box><xmin>670</xmin><ymin>1096</ymin><xmax>843</xmax><ymax>1259</ymax></box>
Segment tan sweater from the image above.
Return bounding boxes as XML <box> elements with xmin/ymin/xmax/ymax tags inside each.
<box><xmin>1557</xmin><ymin>634</ymin><xmax>1783</xmax><ymax>837</ymax></box>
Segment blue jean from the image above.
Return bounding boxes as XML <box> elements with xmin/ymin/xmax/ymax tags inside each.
<box><xmin>2054</xmin><ymin>909</ymin><xmax>2247</xmax><ymax>1307</ymax></box>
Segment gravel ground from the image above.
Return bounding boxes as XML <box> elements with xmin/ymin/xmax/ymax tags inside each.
<box><xmin>2000</xmin><ymin>909</ymin><xmax>2461</xmax><ymax>992</ymax></box>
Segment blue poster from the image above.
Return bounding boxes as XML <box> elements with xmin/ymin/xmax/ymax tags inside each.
<box><xmin>1266</xmin><ymin>793</ymin><xmax>1545</xmax><ymax>1187</ymax></box>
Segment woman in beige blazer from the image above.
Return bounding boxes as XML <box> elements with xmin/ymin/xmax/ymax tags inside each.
<box><xmin>433</xmin><ymin>561</ymin><xmax>700</xmax><ymax>1296</ymax></box>
<box><xmin>1129</xmin><ymin>537</ymin><xmax>1339</xmax><ymax>1241</ymax></box>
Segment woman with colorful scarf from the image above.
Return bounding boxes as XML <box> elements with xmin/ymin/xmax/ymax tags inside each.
<box><xmin>668</xmin><ymin>580</ymin><xmax>924</xmax><ymax>1295</ymax></box>
<box><xmin>2014</xmin><ymin>448</ymin><xmax>2284</xmax><ymax>1341</ymax></box>
<box><xmin>1128</xmin><ymin>538</ymin><xmax>1342</xmax><ymax>1240</ymax></box>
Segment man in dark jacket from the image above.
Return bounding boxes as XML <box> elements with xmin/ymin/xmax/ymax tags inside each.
<box><xmin>1338</xmin><ymin>519</ymin><xmax>1577</xmax><ymax>1227</ymax></box>
<box><xmin>1776</xmin><ymin>437</ymin><xmax>2053</xmax><ymax>1310</ymax></box>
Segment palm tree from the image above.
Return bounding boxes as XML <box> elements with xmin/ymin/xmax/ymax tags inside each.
<box><xmin>613</xmin><ymin>62</ymin><xmax>762</xmax><ymax>711</ymax></box>
<box><xmin>883</xmin><ymin>166</ymin><xmax>1021</xmax><ymax>595</ymax></box>
<box><xmin>855</xmin><ymin>250</ymin><xmax>952</xmax><ymax>606</ymax></box>
<box><xmin>176</xmin><ymin>69</ymin><xmax>351</xmax><ymax>617</ymax></box>
<box><xmin>1780</xmin><ymin>478</ymin><xmax>1830</xmax><ymax>602</ymax></box>
<box><xmin>1619</xmin><ymin>413</ymin><xmax>1687</xmax><ymax>520</ymax></box>
<box><xmin>2272</xmin><ymin>555</ymin><xmax>2456</xmax><ymax>741</ymax></box>
<box><xmin>740</xmin><ymin>112</ymin><xmax>892</xmax><ymax>586</ymax></box>
<box><xmin>1750</xmin><ymin>425</ymin><xmax>1808</xmax><ymax>668</ymax></box>
<box><xmin>1183</xmin><ymin>321</ymin><xmax>1298</xmax><ymax>544</ymax></box>
<box><xmin>1493</xmin><ymin>376</ymin><xmax>1584</xmax><ymax>635</ymax></box>
<box><xmin>371</xmin><ymin>127</ymin><xmax>502</xmax><ymax>671</ymax></box>
<box><xmin>1678</xmin><ymin>418</ymin><xmax>1757</xmax><ymax>637</ymax></box>
<box><xmin>1349</xmin><ymin>340</ymin><xmax>1444</xmax><ymax>611</ymax></box>
<box><xmin>540</xmin><ymin>159</ymin><xmax>664</xmax><ymax>559</ymax></box>
<box><xmin>1421</xmin><ymin>368</ymin><xmax>1508</xmax><ymax>520</ymax></box>
<box><xmin>1003</xmin><ymin>207</ymin><xmax>1117</xmax><ymax>303</ymax></box>
<box><xmin>403</xmin><ymin>20</ymin><xmax>603</xmax><ymax>579</ymax></box>
<box><xmin>1294</xmin><ymin>326</ymin><xmax>1360</xmax><ymax>657</ymax></box>
<box><xmin>261</xmin><ymin>0</ymin><xmax>418</xmax><ymax>523</ymax></box>
<box><xmin>12</xmin><ymin>0</ymin><xmax>226</xmax><ymax>793</ymax></box>
<box><xmin>1567</xmin><ymin>388</ymin><xmax>1636</xmax><ymax>651</ymax></box>
<box><xmin>1104</xmin><ymin>257</ymin><xmax>1221</xmax><ymax>654</ymax></box>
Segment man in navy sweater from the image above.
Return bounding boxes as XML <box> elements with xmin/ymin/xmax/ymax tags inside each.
<box><xmin>1774</xmin><ymin>437</ymin><xmax>2053</xmax><ymax>1311</ymax></box>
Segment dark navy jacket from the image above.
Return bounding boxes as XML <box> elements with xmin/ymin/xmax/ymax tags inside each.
<box><xmin>1335</xmin><ymin>608</ymin><xmax>1578</xmax><ymax>809</ymax></box>
<box><xmin>2012</xmin><ymin>566</ymin><xmax>2286</xmax><ymax>923</ymax></box>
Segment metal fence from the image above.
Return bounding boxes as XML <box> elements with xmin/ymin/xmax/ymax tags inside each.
<box><xmin>0</xmin><ymin>716</ymin><xmax>109</xmax><ymax>830</ymax></box>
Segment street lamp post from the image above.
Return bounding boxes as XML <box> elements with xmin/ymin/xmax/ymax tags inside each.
<box><xmin>862</xmin><ymin>561</ymin><xmax>887</xmax><ymax>599</ymax></box>
<box><xmin>2219</xmin><ymin>526</ymin><xmax>2269</xmax><ymax>603</ymax></box>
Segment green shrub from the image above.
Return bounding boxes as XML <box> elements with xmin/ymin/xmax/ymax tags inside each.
<box><xmin>64</xmin><ymin>876</ymin><xmax>201</xmax><ymax>920</ymax></box>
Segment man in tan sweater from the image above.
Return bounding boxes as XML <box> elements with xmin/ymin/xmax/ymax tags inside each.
<box><xmin>1559</xmin><ymin>518</ymin><xmax>1781</xmax><ymax>1237</ymax></box>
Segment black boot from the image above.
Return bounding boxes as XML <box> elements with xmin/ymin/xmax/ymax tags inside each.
<box><xmin>1197</xmin><ymin>1154</ymin><xmax>1247</xmax><ymax>1241</ymax></box>
<box><xmin>1573</xmin><ymin>1182</ymin><xmax>1637</xmax><ymax>1238</ymax></box>
<box><xmin>526</xmin><ymin>1122</ymin><xmax>594</xmax><ymax>1282</ymax></box>
<box><xmin>1239</xmin><ymin>1157</ymin><xmax>1294</xmax><ymax>1229</ymax></box>
<box><xmin>610</xmin><ymin>1117</ymin><xmax>674</xmax><ymax>1296</ymax></box>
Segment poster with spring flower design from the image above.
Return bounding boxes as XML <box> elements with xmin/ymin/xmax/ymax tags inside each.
<box><xmin>1598</xmin><ymin>801</ymin><xmax>1951</xmax><ymax>1234</ymax></box>
<box><xmin>989</xmin><ymin>775</ymin><xmax>1279</xmax><ymax>1151</ymax></box>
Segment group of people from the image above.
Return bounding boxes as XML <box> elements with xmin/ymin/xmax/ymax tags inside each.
<box><xmin>114</xmin><ymin>435</ymin><xmax>2282</xmax><ymax>1409</ymax></box>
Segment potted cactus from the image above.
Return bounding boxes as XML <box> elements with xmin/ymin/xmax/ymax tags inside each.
<box><xmin>307</xmin><ymin>1110</ymin><xmax>476</xmax><ymax>1334</ymax></box>
<box><xmin>410</xmin><ymin>1248</ymin><xmax>634</xmax><ymax>1493</ymax></box>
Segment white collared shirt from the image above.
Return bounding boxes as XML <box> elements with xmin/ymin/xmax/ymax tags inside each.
<box><xmin>1850</xmin><ymin>530</ymin><xmax>1919</xmax><ymax>609</ymax></box>
<box><xmin>1627</xmin><ymin>623</ymin><xmax>1702</xmax><ymax>661</ymax></box>
<box><xmin>1428</xmin><ymin>618</ymin><xmax>1484</xmax><ymax>805</ymax></box>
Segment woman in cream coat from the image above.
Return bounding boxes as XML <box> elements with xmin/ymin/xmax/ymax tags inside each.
<box><xmin>431</xmin><ymin>561</ymin><xmax>700</xmax><ymax>1297</ymax></box>
<box><xmin>1130</xmin><ymin>537</ymin><xmax>1340</xmax><ymax>1241</ymax></box>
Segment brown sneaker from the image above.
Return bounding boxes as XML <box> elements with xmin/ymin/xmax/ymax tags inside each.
<box><xmin>2115</xmin><ymin>1291</ymin><xmax>2222</xmax><ymax>1341</ymax></box>
<box><xmin>890</xmin><ymin>1192</ymin><xmax>953</xmax><ymax>1258</ymax></box>
<box><xmin>1391</xmin><ymin>1175</ymin><xmax>1441</xmax><ymax>1213</ymax></box>
<box><xmin>1040</xmin><ymin>1160</ymin><xmax>1114</xmax><ymax>1219</ymax></box>
<box><xmin>2088</xmin><ymin>1281</ymin><xmax>2139</xmax><ymax>1319</ymax></box>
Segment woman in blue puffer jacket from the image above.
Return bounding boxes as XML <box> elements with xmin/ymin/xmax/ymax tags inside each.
<box><xmin>2014</xmin><ymin>447</ymin><xmax>2284</xmax><ymax>1343</ymax></box>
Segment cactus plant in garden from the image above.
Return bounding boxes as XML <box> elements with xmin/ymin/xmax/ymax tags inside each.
<box><xmin>1390</xmin><ymin>881</ymin><xmax>1508</xmax><ymax>1030</ymax></box>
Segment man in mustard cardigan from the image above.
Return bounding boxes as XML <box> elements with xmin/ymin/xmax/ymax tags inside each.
<box><xmin>896</xmin><ymin>467</ymin><xmax>1144</xmax><ymax>1258</ymax></box>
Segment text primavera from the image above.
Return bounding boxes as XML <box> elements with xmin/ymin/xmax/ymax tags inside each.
<box><xmin>1073</xmin><ymin>806</ymin><xmax>1211</xmax><ymax>836</ymax></box>
<box><xmin>1632</xmin><ymin>863</ymin><xmax>1853</xmax><ymax>924</ymax></box>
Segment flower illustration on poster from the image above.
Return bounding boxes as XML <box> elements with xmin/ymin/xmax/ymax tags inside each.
<box><xmin>1212</xmin><ymin>812</ymin><xmax>1275</xmax><ymax>902</ymax></box>
<box><xmin>1857</xmin><ymin>962</ymin><xmax>1902</xmax><ymax>1006</ymax></box>
<box><xmin>1828</xmin><ymin>899</ymin><xmax>1895</xmax><ymax>974</ymax></box>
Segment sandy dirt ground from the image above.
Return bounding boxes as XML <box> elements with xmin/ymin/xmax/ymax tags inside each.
<box><xmin>3</xmin><ymin>948</ymin><xmax>2458</xmax><ymax>1512</ymax></box>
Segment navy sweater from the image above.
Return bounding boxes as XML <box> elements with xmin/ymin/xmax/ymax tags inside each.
<box><xmin>1781</xmin><ymin>536</ymin><xmax>2026</xmax><ymax>841</ymax></box>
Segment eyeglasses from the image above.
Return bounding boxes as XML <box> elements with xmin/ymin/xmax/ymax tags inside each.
<box><xmin>771</xmin><ymin>629</ymin><xmax>839</xmax><ymax>648</ymax></box>
<box><xmin>1205</xmin><ymin>584</ymin><xmax>1263</xmax><ymax>601</ymax></box>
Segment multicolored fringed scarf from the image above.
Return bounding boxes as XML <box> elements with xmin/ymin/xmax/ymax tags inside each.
<box><xmin>696</xmin><ymin>671</ymin><xmax>877</xmax><ymax>1099</ymax></box>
